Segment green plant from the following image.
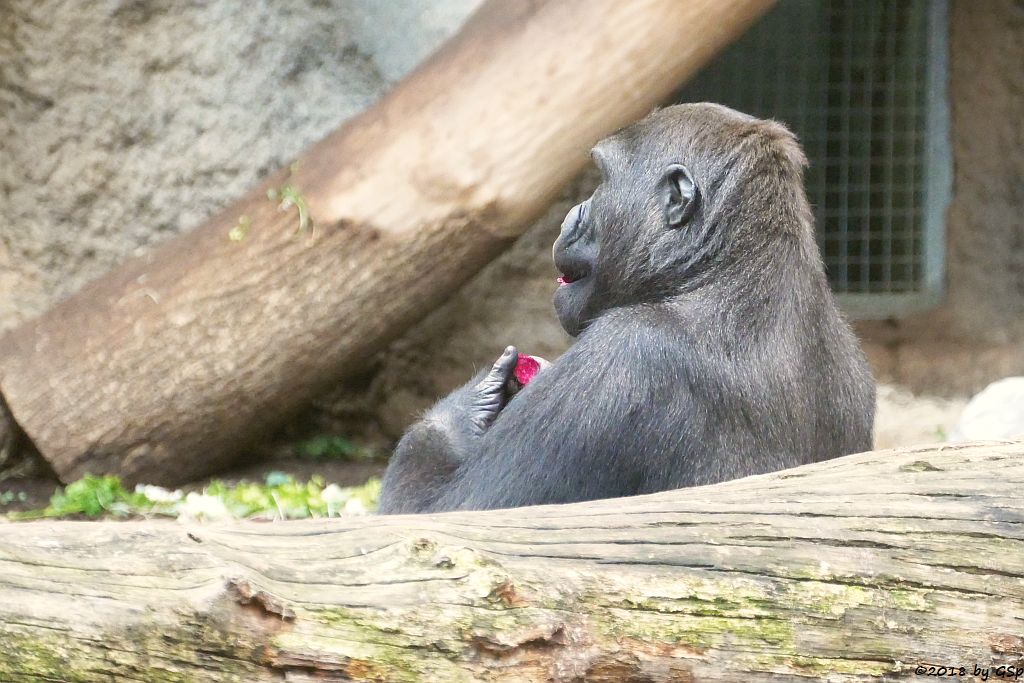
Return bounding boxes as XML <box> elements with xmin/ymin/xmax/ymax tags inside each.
<box><xmin>7</xmin><ymin>472</ymin><xmax>381</xmax><ymax>521</ymax></box>
<box><xmin>0</xmin><ymin>490</ymin><xmax>27</xmax><ymax>506</ymax></box>
<box><xmin>38</xmin><ymin>475</ymin><xmax>153</xmax><ymax>518</ymax></box>
<box><xmin>228</xmin><ymin>214</ymin><xmax>252</xmax><ymax>241</ymax></box>
<box><xmin>268</xmin><ymin>184</ymin><xmax>313</xmax><ymax>234</ymax></box>
<box><xmin>297</xmin><ymin>434</ymin><xmax>380</xmax><ymax>461</ymax></box>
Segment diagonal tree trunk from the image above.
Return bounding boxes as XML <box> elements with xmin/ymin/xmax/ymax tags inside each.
<box><xmin>0</xmin><ymin>0</ymin><xmax>776</xmax><ymax>485</ymax></box>
<box><xmin>1</xmin><ymin>442</ymin><xmax>1022</xmax><ymax>682</ymax></box>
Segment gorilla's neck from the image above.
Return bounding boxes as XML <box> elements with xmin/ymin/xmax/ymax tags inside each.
<box><xmin>668</xmin><ymin>232</ymin><xmax>826</xmax><ymax>332</ymax></box>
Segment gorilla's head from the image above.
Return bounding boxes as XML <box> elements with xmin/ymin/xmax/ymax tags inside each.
<box><xmin>552</xmin><ymin>102</ymin><xmax>813</xmax><ymax>337</ymax></box>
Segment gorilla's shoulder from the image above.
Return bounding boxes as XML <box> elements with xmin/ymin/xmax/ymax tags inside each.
<box><xmin>571</xmin><ymin>305</ymin><xmax>698</xmax><ymax>372</ymax></box>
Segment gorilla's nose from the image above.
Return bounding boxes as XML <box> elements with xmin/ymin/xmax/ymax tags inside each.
<box><xmin>560</xmin><ymin>201</ymin><xmax>585</xmax><ymax>234</ymax></box>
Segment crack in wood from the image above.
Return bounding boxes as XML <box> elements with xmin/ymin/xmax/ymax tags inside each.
<box><xmin>226</xmin><ymin>576</ymin><xmax>296</xmax><ymax>620</ymax></box>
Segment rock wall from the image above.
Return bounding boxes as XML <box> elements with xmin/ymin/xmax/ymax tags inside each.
<box><xmin>0</xmin><ymin>0</ymin><xmax>480</xmax><ymax>331</ymax></box>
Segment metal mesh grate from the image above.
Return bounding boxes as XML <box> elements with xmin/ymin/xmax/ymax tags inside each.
<box><xmin>675</xmin><ymin>0</ymin><xmax>951</xmax><ymax>318</ymax></box>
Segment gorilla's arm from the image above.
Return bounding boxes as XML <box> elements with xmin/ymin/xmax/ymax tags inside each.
<box><xmin>429</xmin><ymin>313</ymin><xmax>698</xmax><ymax>512</ymax></box>
<box><xmin>378</xmin><ymin>347</ymin><xmax>520</xmax><ymax>513</ymax></box>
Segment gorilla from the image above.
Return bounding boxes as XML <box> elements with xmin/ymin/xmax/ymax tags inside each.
<box><xmin>379</xmin><ymin>103</ymin><xmax>875</xmax><ymax>514</ymax></box>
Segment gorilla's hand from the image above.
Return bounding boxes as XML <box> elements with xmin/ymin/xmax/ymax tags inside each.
<box><xmin>378</xmin><ymin>346</ymin><xmax>519</xmax><ymax>514</ymax></box>
<box><xmin>465</xmin><ymin>346</ymin><xmax>519</xmax><ymax>434</ymax></box>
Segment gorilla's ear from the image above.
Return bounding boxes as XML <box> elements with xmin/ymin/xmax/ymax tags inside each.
<box><xmin>662</xmin><ymin>163</ymin><xmax>699</xmax><ymax>228</ymax></box>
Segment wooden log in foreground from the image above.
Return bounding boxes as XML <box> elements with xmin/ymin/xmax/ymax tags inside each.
<box><xmin>1</xmin><ymin>442</ymin><xmax>1022</xmax><ymax>682</ymax></box>
<box><xmin>0</xmin><ymin>0</ymin><xmax>775</xmax><ymax>485</ymax></box>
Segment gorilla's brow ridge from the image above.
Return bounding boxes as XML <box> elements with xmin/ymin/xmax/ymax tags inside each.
<box><xmin>590</xmin><ymin>145</ymin><xmax>612</xmax><ymax>175</ymax></box>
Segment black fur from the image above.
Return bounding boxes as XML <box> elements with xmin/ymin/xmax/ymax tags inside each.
<box><xmin>379</xmin><ymin>103</ymin><xmax>875</xmax><ymax>514</ymax></box>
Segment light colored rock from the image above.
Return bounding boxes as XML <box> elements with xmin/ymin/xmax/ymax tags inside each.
<box><xmin>951</xmin><ymin>377</ymin><xmax>1024</xmax><ymax>441</ymax></box>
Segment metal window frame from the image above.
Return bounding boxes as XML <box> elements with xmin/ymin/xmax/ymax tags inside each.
<box><xmin>673</xmin><ymin>0</ymin><xmax>953</xmax><ymax>319</ymax></box>
<box><xmin>838</xmin><ymin>0</ymin><xmax>951</xmax><ymax>319</ymax></box>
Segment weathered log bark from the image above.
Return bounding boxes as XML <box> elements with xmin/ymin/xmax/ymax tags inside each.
<box><xmin>1</xmin><ymin>442</ymin><xmax>1022</xmax><ymax>682</ymax></box>
<box><xmin>0</xmin><ymin>0</ymin><xmax>775</xmax><ymax>486</ymax></box>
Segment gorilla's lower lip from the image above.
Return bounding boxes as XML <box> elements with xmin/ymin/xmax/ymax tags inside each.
<box><xmin>557</xmin><ymin>271</ymin><xmax>588</xmax><ymax>286</ymax></box>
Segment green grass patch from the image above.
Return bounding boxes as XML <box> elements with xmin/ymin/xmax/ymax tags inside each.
<box><xmin>8</xmin><ymin>473</ymin><xmax>380</xmax><ymax>521</ymax></box>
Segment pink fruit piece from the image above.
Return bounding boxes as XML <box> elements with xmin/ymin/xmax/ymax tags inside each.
<box><xmin>513</xmin><ymin>354</ymin><xmax>548</xmax><ymax>386</ymax></box>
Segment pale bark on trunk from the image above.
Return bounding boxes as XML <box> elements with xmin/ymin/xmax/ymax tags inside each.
<box><xmin>0</xmin><ymin>0</ymin><xmax>775</xmax><ymax>485</ymax></box>
<box><xmin>1</xmin><ymin>442</ymin><xmax>1022</xmax><ymax>682</ymax></box>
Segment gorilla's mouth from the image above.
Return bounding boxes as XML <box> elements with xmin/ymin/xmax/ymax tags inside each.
<box><xmin>556</xmin><ymin>266</ymin><xmax>589</xmax><ymax>286</ymax></box>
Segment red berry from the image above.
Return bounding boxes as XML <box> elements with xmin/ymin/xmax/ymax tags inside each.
<box><xmin>514</xmin><ymin>355</ymin><xmax>544</xmax><ymax>386</ymax></box>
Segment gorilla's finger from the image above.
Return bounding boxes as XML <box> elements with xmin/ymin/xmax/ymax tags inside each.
<box><xmin>480</xmin><ymin>346</ymin><xmax>518</xmax><ymax>389</ymax></box>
